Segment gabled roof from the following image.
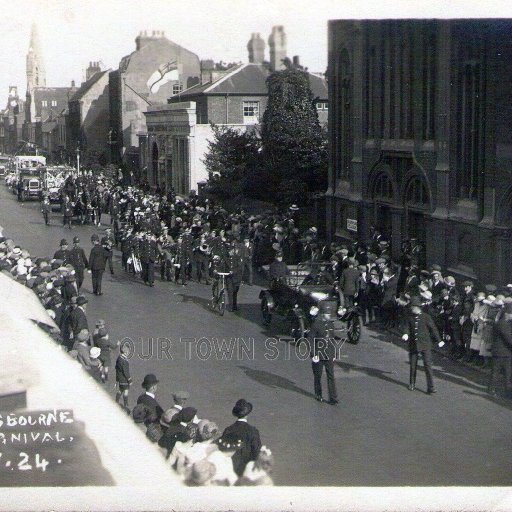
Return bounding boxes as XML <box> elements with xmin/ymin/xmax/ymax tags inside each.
<box><xmin>174</xmin><ymin>63</ymin><xmax>328</xmax><ymax>101</ymax></box>
<box><xmin>33</xmin><ymin>87</ymin><xmax>76</xmax><ymax>122</ymax></box>
<box><xmin>70</xmin><ymin>70</ymin><xmax>110</xmax><ymax>102</ymax></box>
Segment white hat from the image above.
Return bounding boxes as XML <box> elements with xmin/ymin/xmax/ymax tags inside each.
<box><xmin>90</xmin><ymin>347</ymin><xmax>101</xmax><ymax>359</ymax></box>
<box><xmin>309</xmin><ymin>306</ymin><xmax>319</xmax><ymax>316</ymax></box>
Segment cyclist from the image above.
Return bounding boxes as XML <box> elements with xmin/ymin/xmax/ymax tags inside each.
<box><xmin>211</xmin><ymin>254</ymin><xmax>230</xmax><ymax>302</ymax></box>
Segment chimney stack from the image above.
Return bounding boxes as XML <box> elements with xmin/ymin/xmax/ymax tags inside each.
<box><xmin>247</xmin><ymin>33</ymin><xmax>265</xmax><ymax>65</ymax></box>
<box><xmin>268</xmin><ymin>26</ymin><xmax>287</xmax><ymax>72</ymax></box>
<box><xmin>85</xmin><ymin>61</ymin><xmax>102</xmax><ymax>81</ymax></box>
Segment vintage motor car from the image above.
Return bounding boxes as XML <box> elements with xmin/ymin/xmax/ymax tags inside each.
<box><xmin>259</xmin><ymin>261</ymin><xmax>362</xmax><ymax>343</ymax></box>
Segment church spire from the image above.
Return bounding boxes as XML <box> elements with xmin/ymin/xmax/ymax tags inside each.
<box><xmin>26</xmin><ymin>22</ymin><xmax>46</xmax><ymax>95</ymax></box>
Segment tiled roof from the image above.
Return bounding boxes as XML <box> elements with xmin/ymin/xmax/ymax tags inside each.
<box><xmin>33</xmin><ymin>87</ymin><xmax>76</xmax><ymax>122</ymax></box>
<box><xmin>175</xmin><ymin>63</ymin><xmax>327</xmax><ymax>100</ymax></box>
<box><xmin>70</xmin><ymin>70</ymin><xmax>109</xmax><ymax>102</ymax></box>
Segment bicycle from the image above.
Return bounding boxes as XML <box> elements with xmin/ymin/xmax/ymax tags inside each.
<box><xmin>211</xmin><ymin>272</ymin><xmax>231</xmax><ymax>316</ymax></box>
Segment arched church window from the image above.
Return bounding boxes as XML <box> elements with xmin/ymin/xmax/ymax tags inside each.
<box><xmin>372</xmin><ymin>173</ymin><xmax>394</xmax><ymax>202</ymax></box>
<box><xmin>404</xmin><ymin>176</ymin><xmax>429</xmax><ymax>207</ymax></box>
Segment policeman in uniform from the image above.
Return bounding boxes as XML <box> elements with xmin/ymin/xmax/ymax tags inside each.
<box><xmin>54</xmin><ymin>239</ymin><xmax>71</xmax><ymax>264</ymax></box>
<box><xmin>309</xmin><ymin>302</ymin><xmax>339</xmax><ymax>405</ymax></box>
<box><xmin>402</xmin><ymin>296</ymin><xmax>442</xmax><ymax>394</ymax></box>
<box><xmin>68</xmin><ymin>236</ymin><xmax>89</xmax><ymax>290</ymax></box>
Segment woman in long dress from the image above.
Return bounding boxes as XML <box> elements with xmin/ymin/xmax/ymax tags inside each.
<box><xmin>479</xmin><ymin>295</ymin><xmax>500</xmax><ymax>368</ymax></box>
<box><xmin>469</xmin><ymin>292</ymin><xmax>486</xmax><ymax>364</ymax></box>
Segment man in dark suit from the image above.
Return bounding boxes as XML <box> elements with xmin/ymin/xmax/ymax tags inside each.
<box><xmin>68</xmin><ymin>236</ymin><xmax>89</xmax><ymax>290</ymax></box>
<box><xmin>88</xmin><ymin>235</ymin><xmax>109</xmax><ymax>295</ymax></box>
<box><xmin>380</xmin><ymin>266</ymin><xmax>399</xmax><ymax>329</ymax></box>
<box><xmin>488</xmin><ymin>302</ymin><xmax>512</xmax><ymax>396</ymax></box>
<box><xmin>226</xmin><ymin>242</ymin><xmax>244</xmax><ymax>312</ymax></box>
<box><xmin>137</xmin><ymin>373</ymin><xmax>164</xmax><ymax>421</ymax></box>
<box><xmin>339</xmin><ymin>257</ymin><xmax>360</xmax><ymax>307</ymax></box>
<box><xmin>402</xmin><ymin>296</ymin><xmax>442</xmax><ymax>394</ymax></box>
<box><xmin>69</xmin><ymin>295</ymin><xmax>89</xmax><ymax>340</ymax></box>
<box><xmin>309</xmin><ymin>303</ymin><xmax>340</xmax><ymax>405</ymax></box>
<box><xmin>221</xmin><ymin>399</ymin><xmax>261</xmax><ymax>477</ymax></box>
<box><xmin>53</xmin><ymin>239</ymin><xmax>71</xmax><ymax>264</ymax></box>
<box><xmin>62</xmin><ymin>197</ymin><xmax>74</xmax><ymax>229</ymax></box>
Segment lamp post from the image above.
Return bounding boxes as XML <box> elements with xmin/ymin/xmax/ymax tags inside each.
<box><xmin>76</xmin><ymin>146</ymin><xmax>80</xmax><ymax>174</ymax></box>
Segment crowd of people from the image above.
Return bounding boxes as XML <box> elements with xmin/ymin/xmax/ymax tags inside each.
<box><xmin>2</xmin><ymin>166</ymin><xmax>512</xmax><ymax>486</ymax></box>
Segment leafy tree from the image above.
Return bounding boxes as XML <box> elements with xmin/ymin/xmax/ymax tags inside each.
<box><xmin>261</xmin><ymin>67</ymin><xmax>328</xmax><ymax>205</ymax></box>
<box><xmin>203</xmin><ymin>124</ymin><xmax>260</xmax><ymax>201</ymax></box>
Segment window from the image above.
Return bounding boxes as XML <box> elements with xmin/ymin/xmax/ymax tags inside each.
<box><xmin>316</xmin><ymin>102</ymin><xmax>328</xmax><ymax>111</ymax></box>
<box><xmin>41</xmin><ymin>100</ymin><xmax>47</xmax><ymax>107</ymax></box>
<box><xmin>372</xmin><ymin>172</ymin><xmax>394</xmax><ymax>202</ymax></box>
<box><xmin>243</xmin><ymin>101</ymin><xmax>260</xmax><ymax>124</ymax></box>
<box><xmin>51</xmin><ymin>100</ymin><xmax>57</xmax><ymax>107</ymax></box>
<box><xmin>172</xmin><ymin>83</ymin><xmax>183</xmax><ymax>95</ymax></box>
<box><xmin>405</xmin><ymin>176</ymin><xmax>429</xmax><ymax>207</ymax></box>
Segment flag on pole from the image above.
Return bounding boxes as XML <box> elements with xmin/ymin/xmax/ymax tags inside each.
<box><xmin>147</xmin><ymin>61</ymin><xmax>179</xmax><ymax>94</ymax></box>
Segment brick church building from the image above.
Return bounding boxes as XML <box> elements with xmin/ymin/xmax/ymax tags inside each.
<box><xmin>326</xmin><ymin>19</ymin><xmax>512</xmax><ymax>285</ymax></box>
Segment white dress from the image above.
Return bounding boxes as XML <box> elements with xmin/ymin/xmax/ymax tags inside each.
<box><xmin>206</xmin><ymin>450</ymin><xmax>238</xmax><ymax>486</ymax></box>
<box><xmin>470</xmin><ymin>302</ymin><xmax>486</xmax><ymax>352</ymax></box>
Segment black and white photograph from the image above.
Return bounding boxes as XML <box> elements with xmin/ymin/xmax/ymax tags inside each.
<box><xmin>1</xmin><ymin>0</ymin><xmax>512</xmax><ymax>510</ymax></box>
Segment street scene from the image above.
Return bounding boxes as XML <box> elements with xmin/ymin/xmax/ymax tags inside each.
<box><xmin>1</xmin><ymin>1</ymin><xmax>512</xmax><ymax>509</ymax></box>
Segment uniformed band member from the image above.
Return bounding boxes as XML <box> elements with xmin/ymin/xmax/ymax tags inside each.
<box><xmin>309</xmin><ymin>302</ymin><xmax>340</xmax><ymax>405</ymax></box>
<box><xmin>140</xmin><ymin>232</ymin><xmax>158</xmax><ymax>286</ymax></box>
<box><xmin>402</xmin><ymin>296</ymin><xmax>442</xmax><ymax>394</ymax></box>
<box><xmin>101</xmin><ymin>227</ymin><xmax>115</xmax><ymax>275</ymax></box>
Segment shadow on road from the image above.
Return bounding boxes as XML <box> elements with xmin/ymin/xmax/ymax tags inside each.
<box><xmin>334</xmin><ymin>360</ymin><xmax>410</xmax><ymax>391</ymax></box>
<box><xmin>175</xmin><ymin>292</ymin><xmax>213</xmax><ymax>314</ymax></box>
<box><xmin>462</xmin><ymin>389</ymin><xmax>512</xmax><ymax>411</ymax></box>
<box><xmin>237</xmin><ymin>365</ymin><xmax>316</xmax><ymax>399</ymax></box>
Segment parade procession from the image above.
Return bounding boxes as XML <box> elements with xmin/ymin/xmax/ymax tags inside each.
<box><xmin>1</xmin><ymin>3</ymin><xmax>512</xmax><ymax>511</ymax></box>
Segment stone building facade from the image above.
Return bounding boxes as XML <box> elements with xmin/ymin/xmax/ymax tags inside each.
<box><xmin>141</xmin><ymin>26</ymin><xmax>328</xmax><ymax>196</ymax></box>
<box><xmin>109</xmin><ymin>30</ymin><xmax>201</xmax><ymax>169</ymax></box>
<box><xmin>68</xmin><ymin>67</ymin><xmax>111</xmax><ymax>165</ymax></box>
<box><xmin>326</xmin><ymin>19</ymin><xmax>512</xmax><ymax>284</ymax></box>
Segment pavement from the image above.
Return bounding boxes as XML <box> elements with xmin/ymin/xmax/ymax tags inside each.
<box><xmin>1</xmin><ymin>183</ymin><xmax>512</xmax><ymax>486</ymax></box>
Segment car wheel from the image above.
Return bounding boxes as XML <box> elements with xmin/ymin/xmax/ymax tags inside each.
<box><xmin>347</xmin><ymin>315</ymin><xmax>362</xmax><ymax>344</ymax></box>
<box><xmin>261</xmin><ymin>298</ymin><xmax>272</xmax><ymax>326</ymax></box>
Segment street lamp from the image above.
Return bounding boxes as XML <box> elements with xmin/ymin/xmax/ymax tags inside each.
<box><xmin>76</xmin><ymin>146</ymin><xmax>80</xmax><ymax>174</ymax></box>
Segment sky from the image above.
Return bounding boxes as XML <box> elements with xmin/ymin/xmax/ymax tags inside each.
<box><xmin>0</xmin><ymin>0</ymin><xmax>511</xmax><ymax>100</ymax></box>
